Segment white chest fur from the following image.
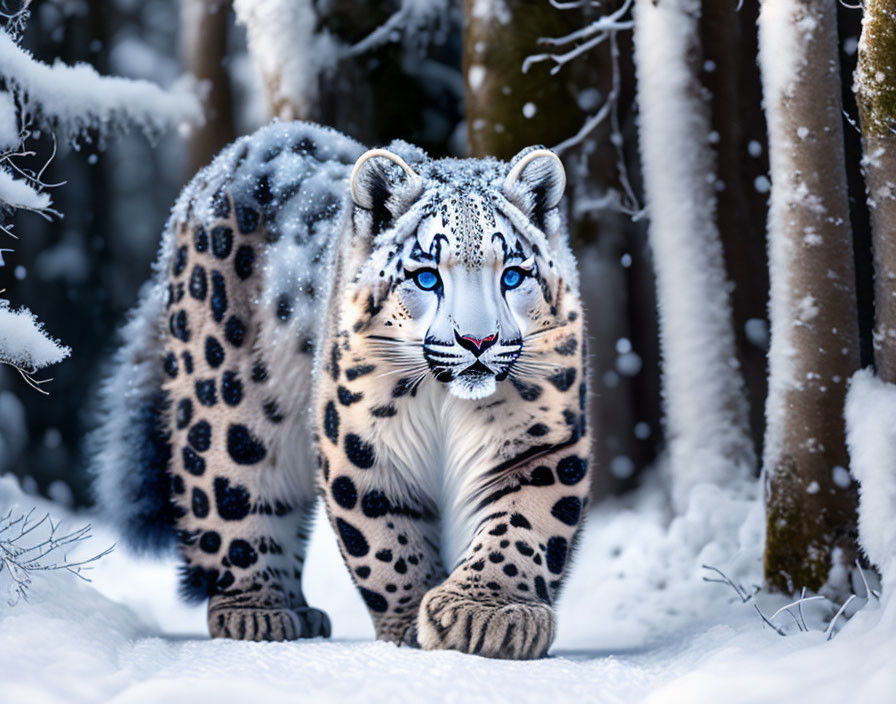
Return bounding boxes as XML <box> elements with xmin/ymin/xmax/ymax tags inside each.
<box><xmin>369</xmin><ymin>379</ymin><xmax>506</xmax><ymax>570</ymax></box>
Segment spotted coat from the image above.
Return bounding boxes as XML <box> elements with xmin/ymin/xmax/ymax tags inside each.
<box><xmin>105</xmin><ymin>121</ymin><xmax>590</xmax><ymax>657</ymax></box>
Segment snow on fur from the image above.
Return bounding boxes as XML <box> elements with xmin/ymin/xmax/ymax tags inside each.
<box><xmin>0</xmin><ymin>301</ymin><xmax>69</xmax><ymax>370</ymax></box>
<box><xmin>633</xmin><ymin>0</ymin><xmax>754</xmax><ymax>511</ymax></box>
<box><xmin>845</xmin><ymin>369</ymin><xmax>896</xmax><ymax>585</ymax></box>
<box><xmin>89</xmin><ymin>121</ymin><xmax>366</xmax><ymax>553</ymax></box>
<box><xmin>87</xmin><ymin>279</ymin><xmax>175</xmax><ymax>553</ymax></box>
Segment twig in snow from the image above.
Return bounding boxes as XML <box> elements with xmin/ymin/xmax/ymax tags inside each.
<box><xmin>753</xmin><ymin>603</ymin><xmax>786</xmax><ymax>636</ymax></box>
<box><xmin>769</xmin><ymin>594</ymin><xmax>827</xmax><ymax>631</ymax></box>
<box><xmin>0</xmin><ymin>507</ymin><xmax>114</xmax><ymax>605</ymax></box>
<box><xmin>825</xmin><ymin>594</ymin><xmax>857</xmax><ymax>641</ymax></box>
<box><xmin>702</xmin><ymin>564</ymin><xmax>753</xmax><ymax>602</ymax></box>
<box><xmin>855</xmin><ymin>560</ymin><xmax>880</xmax><ymax>601</ymax></box>
<box><xmin>798</xmin><ymin>587</ymin><xmax>808</xmax><ymax>631</ymax></box>
<box><xmin>705</xmin><ymin>561</ymin><xmax>877</xmax><ymax>640</ymax></box>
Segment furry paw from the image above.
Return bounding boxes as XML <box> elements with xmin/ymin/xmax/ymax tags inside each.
<box><xmin>417</xmin><ymin>587</ymin><xmax>554</xmax><ymax>659</ymax></box>
<box><xmin>208</xmin><ymin>597</ymin><xmax>331</xmax><ymax>641</ymax></box>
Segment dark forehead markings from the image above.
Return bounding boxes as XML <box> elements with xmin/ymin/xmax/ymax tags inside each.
<box><xmin>432</xmin><ymin>234</ymin><xmax>449</xmax><ymax>264</ymax></box>
<box><xmin>457</xmin><ymin>194</ymin><xmax>485</xmax><ymax>269</ymax></box>
<box><xmin>409</xmin><ymin>239</ymin><xmax>435</xmax><ymax>264</ymax></box>
<box><xmin>492</xmin><ymin>231</ymin><xmax>509</xmax><ymax>259</ymax></box>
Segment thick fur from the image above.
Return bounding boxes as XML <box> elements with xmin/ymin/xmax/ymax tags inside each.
<box><xmin>90</xmin><ymin>280</ymin><xmax>176</xmax><ymax>553</ymax></box>
<box><xmin>91</xmin><ymin>121</ymin><xmax>590</xmax><ymax>657</ymax></box>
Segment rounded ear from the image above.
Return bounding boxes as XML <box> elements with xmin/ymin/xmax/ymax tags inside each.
<box><xmin>503</xmin><ymin>147</ymin><xmax>566</xmax><ymax>229</ymax></box>
<box><xmin>350</xmin><ymin>149</ymin><xmax>422</xmax><ymax>233</ymax></box>
<box><xmin>351</xmin><ymin>148</ymin><xmax>420</xmax><ymax>204</ymax></box>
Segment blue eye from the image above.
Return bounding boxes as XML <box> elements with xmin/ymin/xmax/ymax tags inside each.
<box><xmin>502</xmin><ymin>267</ymin><xmax>524</xmax><ymax>290</ymax></box>
<box><xmin>413</xmin><ymin>269</ymin><xmax>440</xmax><ymax>291</ymax></box>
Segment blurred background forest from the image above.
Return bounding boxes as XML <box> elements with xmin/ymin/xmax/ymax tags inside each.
<box><xmin>0</xmin><ymin>0</ymin><xmax>872</xmax><ymax>512</ymax></box>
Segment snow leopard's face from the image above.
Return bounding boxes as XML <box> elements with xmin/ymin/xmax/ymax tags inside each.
<box><xmin>347</xmin><ymin>147</ymin><xmax>573</xmax><ymax>400</ymax></box>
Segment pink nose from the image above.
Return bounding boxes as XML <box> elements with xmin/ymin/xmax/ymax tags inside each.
<box><xmin>456</xmin><ymin>332</ymin><xmax>498</xmax><ymax>355</ymax></box>
<box><xmin>462</xmin><ymin>334</ymin><xmax>495</xmax><ymax>349</ymax></box>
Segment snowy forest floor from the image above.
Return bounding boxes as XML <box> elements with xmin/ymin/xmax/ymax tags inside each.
<box><xmin>0</xmin><ymin>471</ymin><xmax>893</xmax><ymax>704</ymax></box>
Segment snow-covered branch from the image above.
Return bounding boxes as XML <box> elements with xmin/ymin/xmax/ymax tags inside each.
<box><xmin>0</xmin><ymin>300</ymin><xmax>70</xmax><ymax>393</ymax></box>
<box><xmin>522</xmin><ymin>0</ymin><xmax>633</xmax><ymax>75</ymax></box>
<box><xmin>0</xmin><ymin>28</ymin><xmax>202</xmax><ymax>138</ymax></box>
<box><xmin>0</xmin><ymin>2</ymin><xmax>202</xmax><ymax>392</ymax></box>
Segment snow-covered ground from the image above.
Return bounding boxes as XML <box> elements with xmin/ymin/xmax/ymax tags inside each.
<box><xmin>1</xmin><ymin>471</ymin><xmax>893</xmax><ymax>704</ymax></box>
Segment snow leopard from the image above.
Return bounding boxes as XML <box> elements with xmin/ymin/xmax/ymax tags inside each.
<box><xmin>91</xmin><ymin>121</ymin><xmax>590</xmax><ymax>660</ymax></box>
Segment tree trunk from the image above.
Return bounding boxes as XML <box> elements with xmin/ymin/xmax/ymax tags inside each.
<box><xmin>758</xmin><ymin>0</ymin><xmax>860</xmax><ymax>593</ymax></box>
<box><xmin>856</xmin><ymin>0</ymin><xmax>896</xmax><ymax>383</ymax></box>
<box><xmin>700</xmin><ymin>1</ymin><xmax>769</xmax><ymax>460</ymax></box>
<box><xmin>633</xmin><ymin>0</ymin><xmax>754</xmax><ymax>512</ymax></box>
<box><xmin>180</xmin><ymin>0</ymin><xmax>235</xmax><ymax>173</ymax></box>
<box><xmin>463</xmin><ymin>0</ymin><xmax>587</xmax><ymax>159</ymax></box>
<box><xmin>463</xmin><ymin>0</ymin><xmax>649</xmax><ymax>501</ymax></box>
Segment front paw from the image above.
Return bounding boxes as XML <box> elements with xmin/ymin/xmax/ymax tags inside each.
<box><xmin>417</xmin><ymin>587</ymin><xmax>554</xmax><ymax>659</ymax></box>
<box><xmin>208</xmin><ymin>596</ymin><xmax>332</xmax><ymax>641</ymax></box>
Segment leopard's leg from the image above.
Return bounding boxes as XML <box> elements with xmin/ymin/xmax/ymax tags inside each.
<box><xmin>162</xmin><ymin>196</ymin><xmax>328</xmax><ymax>642</ymax></box>
<box><xmin>416</xmin><ymin>444</ymin><xmax>590</xmax><ymax>659</ymax></box>
<box><xmin>320</xmin><ymin>452</ymin><xmax>446</xmax><ymax>644</ymax></box>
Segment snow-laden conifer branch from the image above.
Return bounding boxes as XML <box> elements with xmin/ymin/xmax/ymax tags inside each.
<box><xmin>0</xmin><ymin>1</ymin><xmax>201</xmax><ymax>391</ymax></box>
<box><xmin>0</xmin><ymin>507</ymin><xmax>114</xmax><ymax>606</ymax></box>
<box><xmin>0</xmin><ymin>28</ymin><xmax>202</xmax><ymax>139</ymax></box>
<box><xmin>0</xmin><ymin>300</ymin><xmax>70</xmax><ymax>394</ymax></box>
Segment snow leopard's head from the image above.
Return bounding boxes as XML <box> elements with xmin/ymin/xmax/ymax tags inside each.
<box><xmin>343</xmin><ymin>145</ymin><xmax>579</xmax><ymax>401</ymax></box>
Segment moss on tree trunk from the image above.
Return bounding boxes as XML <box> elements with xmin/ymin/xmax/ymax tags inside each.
<box><xmin>856</xmin><ymin>0</ymin><xmax>896</xmax><ymax>382</ymax></box>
